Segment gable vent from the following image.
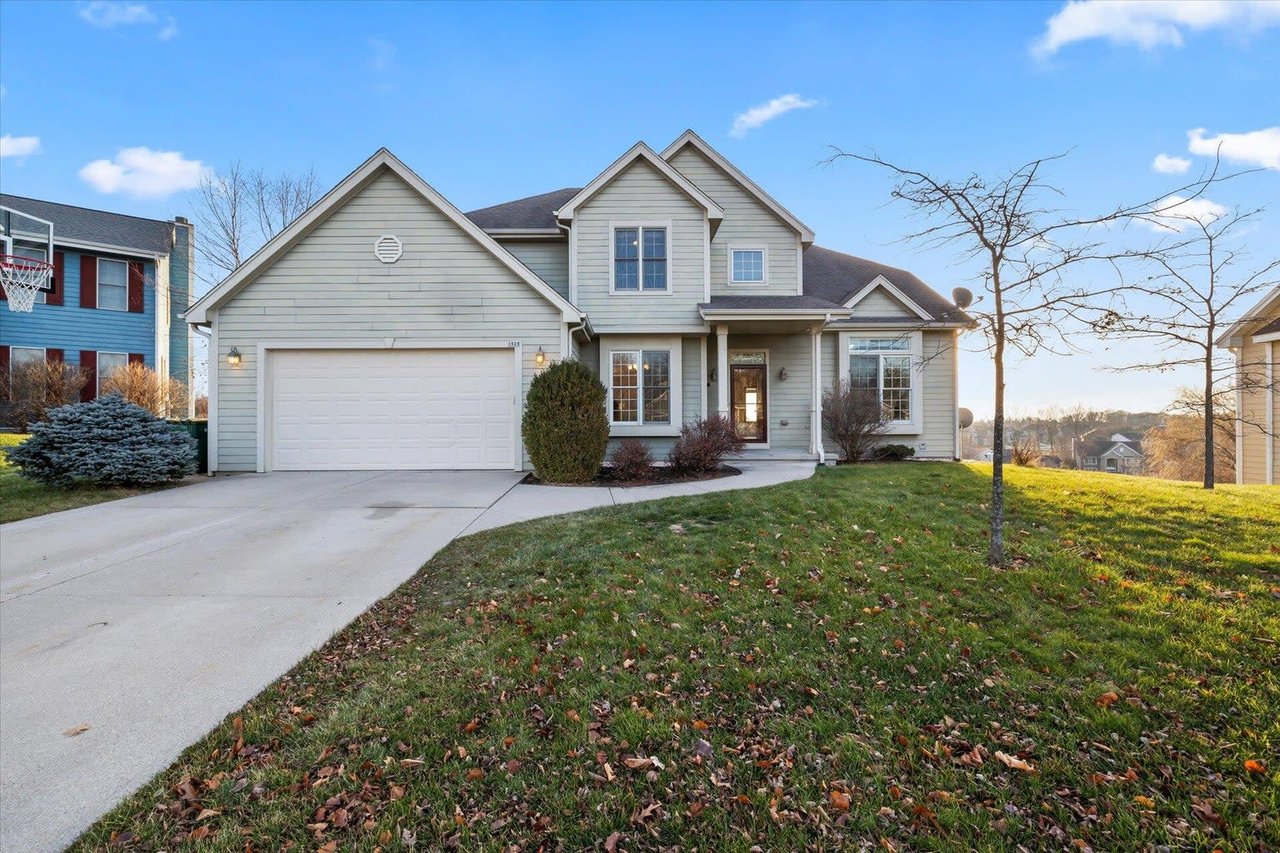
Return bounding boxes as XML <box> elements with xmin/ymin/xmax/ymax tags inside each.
<box><xmin>373</xmin><ymin>234</ymin><xmax>404</xmax><ymax>264</ymax></box>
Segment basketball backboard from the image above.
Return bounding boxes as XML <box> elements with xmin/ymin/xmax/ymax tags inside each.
<box><xmin>1</xmin><ymin>205</ymin><xmax>55</xmax><ymax>293</ymax></box>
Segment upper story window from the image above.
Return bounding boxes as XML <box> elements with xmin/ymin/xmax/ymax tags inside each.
<box><xmin>98</xmin><ymin>259</ymin><xmax>129</xmax><ymax>312</ymax></box>
<box><xmin>849</xmin><ymin>336</ymin><xmax>913</xmax><ymax>423</ymax></box>
<box><xmin>730</xmin><ymin>248</ymin><xmax>766</xmax><ymax>285</ymax></box>
<box><xmin>613</xmin><ymin>226</ymin><xmax>667</xmax><ymax>293</ymax></box>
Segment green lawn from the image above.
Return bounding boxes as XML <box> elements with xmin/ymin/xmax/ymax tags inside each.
<box><xmin>75</xmin><ymin>464</ymin><xmax>1279</xmax><ymax>851</ymax></box>
<box><xmin>0</xmin><ymin>433</ymin><xmax>157</xmax><ymax>524</ymax></box>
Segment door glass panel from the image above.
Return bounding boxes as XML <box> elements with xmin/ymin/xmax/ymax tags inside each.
<box><xmin>731</xmin><ymin>365</ymin><xmax>766</xmax><ymax>442</ymax></box>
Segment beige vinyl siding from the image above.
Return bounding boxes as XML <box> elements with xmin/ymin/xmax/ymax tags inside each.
<box><xmin>213</xmin><ymin>168</ymin><xmax>564</xmax><ymax>471</ymax></box>
<box><xmin>501</xmin><ymin>239</ymin><xmax>569</xmax><ymax>299</ymax></box>
<box><xmin>707</xmin><ymin>333</ymin><xmax>813</xmax><ymax>450</ymax></box>
<box><xmin>851</xmin><ymin>286</ymin><xmax>917</xmax><ymax>318</ymax></box>
<box><xmin>573</xmin><ymin>160</ymin><xmax>707</xmax><ymax>332</ymax></box>
<box><xmin>667</xmin><ymin>144</ymin><xmax>801</xmax><ymax>298</ymax></box>
<box><xmin>820</xmin><ymin>329</ymin><xmax>957</xmax><ymax>459</ymax></box>
<box><xmin>1237</xmin><ymin>338</ymin><xmax>1274</xmax><ymax>484</ymax></box>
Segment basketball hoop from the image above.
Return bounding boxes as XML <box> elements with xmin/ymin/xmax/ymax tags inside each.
<box><xmin>1</xmin><ymin>254</ymin><xmax>54</xmax><ymax>313</ymax></box>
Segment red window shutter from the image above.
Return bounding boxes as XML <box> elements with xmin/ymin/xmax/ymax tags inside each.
<box><xmin>128</xmin><ymin>353</ymin><xmax>144</xmax><ymax>366</ymax></box>
<box><xmin>48</xmin><ymin>251</ymin><xmax>65</xmax><ymax>306</ymax></box>
<box><xmin>47</xmin><ymin>348</ymin><xmax>65</xmax><ymax>364</ymax></box>
<box><xmin>127</xmin><ymin>261</ymin><xmax>144</xmax><ymax>313</ymax></box>
<box><xmin>79</xmin><ymin>351</ymin><xmax>97</xmax><ymax>401</ymax></box>
<box><xmin>0</xmin><ymin>346</ymin><xmax>9</xmax><ymax>398</ymax></box>
<box><xmin>80</xmin><ymin>255</ymin><xmax>97</xmax><ymax>309</ymax></box>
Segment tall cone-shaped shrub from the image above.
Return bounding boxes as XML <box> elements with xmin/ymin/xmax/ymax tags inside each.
<box><xmin>521</xmin><ymin>360</ymin><xmax>608</xmax><ymax>483</ymax></box>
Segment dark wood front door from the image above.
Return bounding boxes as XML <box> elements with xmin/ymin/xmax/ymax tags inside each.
<box><xmin>730</xmin><ymin>364</ymin><xmax>767</xmax><ymax>443</ymax></box>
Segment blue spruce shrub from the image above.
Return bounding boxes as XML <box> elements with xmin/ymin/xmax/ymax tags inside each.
<box><xmin>7</xmin><ymin>393</ymin><xmax>197</xmax><ymax>486</ymax></box>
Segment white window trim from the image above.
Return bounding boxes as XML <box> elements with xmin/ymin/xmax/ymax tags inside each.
<box><xmin>727</xmin><ymin>245</ymin><xmax>769</xmax><ymax>287</ymax></box>
<box><xmin>97</xmin><ymin>258</ymin><xmax>130</xmax><ymax>313</ymax></box>
<box><xmin>599</xmin><ymin>335</ymin><xmax>682</xmax><ymax>436</ymax></box>
<box><xmin>728</xmin><ymin>348</ymin><xmax>770</xmax><ymax>449</ymax></box>
<box><xmin>96</xmin><ymin>350</ymin><xmax>129</xmax><ymax>395</ymax></box>
<box><xmin>609</xmin><ymin>220</ymin><xmax>673</xmax><ymax>295</ymax></box>
<box><xmin>9</xmin><ymin>346</ymin><xmax>46</xmax><ymax>380</ymax></box>
<box><xmin>837</xmin><ymin>330</ymin><xmax>923</xmax><ymax>435</ymax></box>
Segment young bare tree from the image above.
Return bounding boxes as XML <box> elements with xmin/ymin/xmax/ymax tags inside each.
<box><xmin>99</xmin><ymin>362</ymin><xmax>191</xmax><ymax>420</ymax></box>
<box><xmin>822</xmin><ymin>381</ymin><xmax>889</xmax><ymax>462</ymax></box>
<box><xmin>3</xmin><ymin>359</ymin><xmax>88</xmax><ymax>431</ymax></box>
<box><xmin>1088</xmin><ymin>207</ymin><xmax>1279</xmax><ymax>488</ymax></box>
<box><xmin>825</xmin><ymin>149</ymin><xmax>1228</xmax><ymax>564</ymax></box>
<box><xmin>190</xmin><ymin>162</ymin><xmax>321</xmax><ymax>286</ymax></box>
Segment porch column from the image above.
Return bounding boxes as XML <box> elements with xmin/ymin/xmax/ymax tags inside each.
<box><xmin>715</xmin><ymin>323</ymin><xmax>730</xmax><ymax>418</ymax></box>
<box><xmin>810</xmin><ymin>324</ymin><xmax>823</xmax><ymax>461</ymax></box>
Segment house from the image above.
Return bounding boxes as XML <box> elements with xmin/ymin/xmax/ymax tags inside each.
<box><xmin>0</xmin><ymin>195</ymin><xmax>195</xmax><ymax>415</ymax></box>
<box><xmin>1216</xmin><ymin>286</ymin><xmax>1278</xmax><ymax>485</ymax></box>
<box><xmin>185</xmin><ymin>133</ymin><xmax>971</xmax><ymax>473</ymax></box>
<box><xmin>1075</xmin><ymin>432</ymin><xmax>1144</xmax><ymax>474</ymax></box>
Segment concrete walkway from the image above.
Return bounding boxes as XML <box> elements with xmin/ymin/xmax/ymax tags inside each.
<box><xmin>0</xmin><ymin>461</ymin><xmax>813</xmax><ymax>851</ymax></box>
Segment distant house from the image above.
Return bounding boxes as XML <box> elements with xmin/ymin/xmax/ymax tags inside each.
<box><xmin>1075</xmin><ymin>432</ymin><xmax>1143</xmax><ymax>474</ymax></box>
<box><xmin>1</xmin><ymin>195</ymin><xmax>194</xmax><ymax>419</ymax></box>
<box><xmin>1216</xmin><ymin>286</ymin><xmax>1278</xmax><ymax>485</ymax></box>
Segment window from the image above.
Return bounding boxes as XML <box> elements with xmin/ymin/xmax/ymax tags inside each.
<box><xmin>12</xmin><ymin>244</ymin><xmax>48</xmax><ymax>305</ymax></box>
<box><xmin>610</xmin><ymin>349</ymin><xmax>670</xmax><ymax>424</ymax></box>
<box><xmin>730</xmin><ymin>248</ymin><xmax>766</xmax><ymax>284</ymax></box>
<box><xmin>97</xmin><ymin>351</ymin><xmax>128</xmax><ymax>395</ymax></box>
<box><xmin>848</xmin><ymin>336</ymin><xmax>914</xmax><ymax>423</ymax></box>
<box><xmin>613</xmin><ymin>226</ymin><xmax>667</xmax><ymax>292</ymax></box>
<box><xmin>10</xmin><ymin>347</ymin><xmax>45</xmax><ymax>379</ymax></box>
<box><xmin>98</xmin><ymin>259</ymin><xmax>128</xmax><ymax>311</ymax></box>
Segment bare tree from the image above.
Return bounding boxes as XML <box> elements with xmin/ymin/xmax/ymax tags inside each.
<box><xmin>190</xmin><ymin>162</ymin><xmax>321</xmax><ymax>287</ymax></box>
<box><xmin>99</xmin><ymin>362</ymin><xmax>191</xmax><ymax>420</ymax></box>
<box><xmin>1143</xmin><ymin>388</ymin><xmax>1236</xmax><ymax>483</ymax></box>
<box><xmin>1088</xmin><ymin>207</ymin><xmax>1279</xmax><ymax>488</ymax></box>
<box><xmin>2</xmin><ymin>359</ymin><xmax>87</xmax><ymax>431</ymax></box>
<box><xmin>822</xmin><ymin>381</ymin><xmax>889</xmax><ymax>462</ymax></box>
<box><xmin>826</xmin><ymin>149</ymin><xmax>1229</xmax><ymax>564</ymax></box>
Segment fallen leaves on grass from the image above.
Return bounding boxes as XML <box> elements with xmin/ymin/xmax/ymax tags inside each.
<box><xmin>994</xmin><ymin>751</ymin><xmax>1037</xmax><ymax>774</ymax></box>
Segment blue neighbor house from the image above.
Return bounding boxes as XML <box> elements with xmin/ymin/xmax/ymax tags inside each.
<box><xmin>0</xmin><ymin>195</ymin><xmax>195</xmax><ymax>420</ymax></box>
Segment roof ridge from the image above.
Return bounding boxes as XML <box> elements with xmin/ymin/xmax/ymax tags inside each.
<box><xmin>0</xmin><ymin>193</ymin><xmax>179</xmax><ymax>227</ymax></box>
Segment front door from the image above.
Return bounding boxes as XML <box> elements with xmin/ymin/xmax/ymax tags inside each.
<box><xmin>730</xmin><ymin>363</ymin><xmax>767</xmax><ymax>443</ymax></box>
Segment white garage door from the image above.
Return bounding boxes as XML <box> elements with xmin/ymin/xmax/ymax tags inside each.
<box><xmin>268</xmin><ymin>348</ymin><xmax>516</xmax><ymax>470</ymax></box>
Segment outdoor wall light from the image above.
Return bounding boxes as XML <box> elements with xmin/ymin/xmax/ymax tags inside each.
<box><xmin>709</xmin><ymin>367</ymin><xmax>717</xmax><ymax>381</ymax></box>
<box><xmin>226</xmin><ymin>347</ymin><xmax>241</xmax><ymax>367</ymax></box>
<box><xmin>777</xmin><ymin>367</ymin><xmax>788</xmax><ymax>381</ymax></box>
<box><xmin>534</xmin><ymin>346</ymin><xmax>546</xmax><ymax>366</ymax></box>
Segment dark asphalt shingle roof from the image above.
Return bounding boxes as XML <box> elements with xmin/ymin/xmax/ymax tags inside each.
<box><xmin>465</xmin><ymin>188</ymin><xmax>581</xmax><ymax>230</ymax></box>
<box><xmin>1256</xmin><ymin>316</ymin><xmax>1280</xmax><ymax>336</ymax></box>
<box><xmin>1</xmin><ymin>194</ymin><xmax>176</xmax><ymax>255</ymax></box>
<box><xmin>463</xmin><ymin>187</ymin><xmax>968</xmax><ymax>323</ymax></box>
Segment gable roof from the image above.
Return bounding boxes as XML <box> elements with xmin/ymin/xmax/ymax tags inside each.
<box><xmin>803</xmin><ymin>245</ymin><xmax>968</xmax><ymax>324</ymax></box>
<box><xmin>186</xmin><ymin>149</ymin><xmax>582</xmax><ymax>325</ymax></box>
<box><xmin>660</xmin><ymin>129</ymin><xmax>815</xmax><ymax>242</ymax></box>
<box><xmin>1216</xmin><ymin>285</ymin><xmax>1280</xmax><ymax>347</ymax></box>
<box><xmin>466</xmin><ymin>187</ymin><xmax>580</xmax><ymax>233</ymax></box>
<box><xmin>1</xmin><ymin>193</ymin><xmax>176</xmax><ymax>256</ymax></box>
<box><xmin>554</xmin><ymin>142</ymin><xmax>724</xmax><ymax>224</ymax></box>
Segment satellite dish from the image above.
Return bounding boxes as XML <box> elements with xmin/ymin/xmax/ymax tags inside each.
<box><xmin>952</xmin><ymin>287</ymin><xmax>974</xmax><ymax>309</ymax></box>
<box><xmin>957</xmin><ymin>407</ymin><xmax>974</xmax><ymax>429</ymax></box>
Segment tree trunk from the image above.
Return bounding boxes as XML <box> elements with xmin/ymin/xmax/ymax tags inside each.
<box><xmin>989</xmin><ymin>329</ymin><xmax>1006</xmax><ymax>565</ymax></box>
<box><xmin>1202</xmin><ymin>352</ymin><xmax>1215</xmax><ymax>489</ymax></box>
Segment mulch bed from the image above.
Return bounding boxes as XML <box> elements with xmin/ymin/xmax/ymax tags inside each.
<box><xmin>521</xmin><ymin>464</ymin><xmax>741</xmax><ymax>488</ymax></box>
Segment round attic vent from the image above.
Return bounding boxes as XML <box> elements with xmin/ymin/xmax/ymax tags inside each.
<box><xmin>373</xmin><ymin>234</ymin><xmax>403</xmax><ymax>264</ymax></box>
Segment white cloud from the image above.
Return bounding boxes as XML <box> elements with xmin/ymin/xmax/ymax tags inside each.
<box><xmin>0</xmin><ymin>135</ymin><xmax>41</xmax><ymax>159</ymax></box>
<box><xmin>78</xmin><ymin>2</ymin><xmax>178</xmax><ymax>39</ymax></box>
<box><xmin>730</xmin><ymin>94</ymin><xmax>818</xmax><ymax>138</ymax></box>
<box><xmin>1032</xmin><ymin>0</ymin><xmax>1280</xmax><ymax>58</ymax></box>
<box><xmin>367</xmin><ymin>37</ymin><xmax>396</xmax><ymax>71</ymax></box>
<box><xmin>1187</xmin><ymin>126</ymin><xmax>1280</xmax><ymax>169</ymax></box>
<box><xmin>79</xmin><ymin>147</ymin><xmax>209</xmax><ymax>197</ymax></box>
<box><xmin>1143</xmin><ymin>193</ymin><xmax>1228</xmax><ymax>232</ymax></box>
<box><xmin>1152</xmin><ymin>153</ymin><xmax>1191</xmax><ymax>174</ymax></box>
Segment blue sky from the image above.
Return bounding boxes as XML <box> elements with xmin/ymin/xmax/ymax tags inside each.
<box><xmin>2</xmin><ymin>0</ymin><xmax>1278</xmax><ymax>417</ymax></box>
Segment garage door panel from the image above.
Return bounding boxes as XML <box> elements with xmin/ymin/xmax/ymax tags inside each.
<box><xmin>268</xmin><ymin>349</ymin><xmax>515</xmax><ymax>470</ymax></box>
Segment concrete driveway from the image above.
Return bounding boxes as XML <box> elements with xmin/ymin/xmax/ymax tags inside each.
<box><xmin>0</xmin><ymin>470</ymin><xmax>523</xmax><ymax>853</ymax></box>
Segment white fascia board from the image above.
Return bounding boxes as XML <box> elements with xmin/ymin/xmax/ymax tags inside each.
<box><xmin>52</xmin><ymin>237</ymin><xmax>167</xmax><ymax>260</ymax></box>
<box><xmin>843</xmin><ymin>275</ymin><xmax>933</xmax><ymax>320</ymax></box>
<box><xmin>554</xmin><ymin>141</ymin><xmax>724</xmax><ymax>224</ymax></box>
<box><xmin>186</xmin><ymin>148</ymin><xmax>584</xmax><ymax>324</ymax></box>
<box><xmin>700</xmin><ymin>308</ymin><xmax>847</xmax><ymax>321</ymax></box>
<box><xmin>660</xmin><ymin>130</ymin><xmax>815</xmax><ymax>243</ymax></box>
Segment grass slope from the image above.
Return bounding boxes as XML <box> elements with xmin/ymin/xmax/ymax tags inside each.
<box><xmin>76</xmin><ymin>464</ymin><xmax>1279</xmax><ymax>851</ymax></box>
<box><xmin>0</xmin><ymin>433</ymin><xmax>155</xmax><ymax>524</ymax></box>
